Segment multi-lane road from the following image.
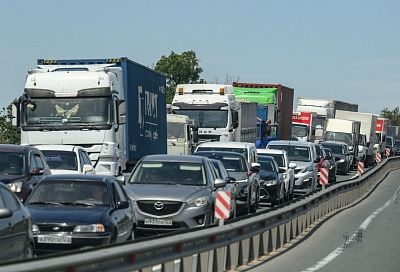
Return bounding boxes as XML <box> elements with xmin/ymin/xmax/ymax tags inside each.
<box><xmin>251</xmin><ymin>168</ymin><xmax>400</xmax><ymax>272</ymax></box>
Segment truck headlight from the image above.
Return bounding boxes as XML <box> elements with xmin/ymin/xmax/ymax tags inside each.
<box><xmin>189</xmin><ymin>197</ymin><xmax>209</xmax><ymax>207</ymax></box>
<box><xmin>74</xmin><ymin>224</ymin><xmax>105</xmax><ymax>233</ymax></box>
<box><xmin>7</xmin><ymin>182</ymin><xmax>23</xmax><ymax>193</ymax></box>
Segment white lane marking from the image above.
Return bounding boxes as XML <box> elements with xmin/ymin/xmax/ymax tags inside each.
<box><xmin>301</xmin><ymin>182</ymin><xmax>400</xmax><ymax>272</ymax></box>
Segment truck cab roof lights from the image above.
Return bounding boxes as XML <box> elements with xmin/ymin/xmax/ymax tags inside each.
<box><xmin>177</xmin><ymin>87</ymin><xmax>184</xmax><ymax>95</ymax></box>
<box><xmin>219</xmin><ymin>88</ymin><xmax>225</xmax><ymax>95</ymax></box>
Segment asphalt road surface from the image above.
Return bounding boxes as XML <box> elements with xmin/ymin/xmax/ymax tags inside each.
<box><xmin>251</xmin><ymin>168</ymin><xmax>400</xmax><ymax>272</ymax></box>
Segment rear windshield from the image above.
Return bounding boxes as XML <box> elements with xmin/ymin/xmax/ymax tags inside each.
<box><xmin>268</xmin><ymin>145</ymin><xmax>311</xmax><ymax>162</ymax></box>
<box><xmin>196</xmin><ymin>147</ymin><xmax>248</xmax><ymax>161</ymax></box>
<box><xmin>41</xmin><ymin>150</ymin><xmax>78</xmax><ymax>171</ymax></box>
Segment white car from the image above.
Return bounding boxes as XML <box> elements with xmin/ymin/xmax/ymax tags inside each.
<box><xmin>35</xmin><ymin>145</ymin><xmax>95</xmax><ymax>175</ymax></box>
<box><xmin>257</xmin><ymin>149</ymin><xmax>296</xmax><ymax>200</ymax></box>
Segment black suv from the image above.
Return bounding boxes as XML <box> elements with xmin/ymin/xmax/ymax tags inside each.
<box><xmin>0</xmin><ymin>144</ymin><xmax>51</xmax><ymax>200</ymax></box>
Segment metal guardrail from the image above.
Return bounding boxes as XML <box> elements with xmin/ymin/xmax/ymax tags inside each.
<box><xmin>1</xmin><ymin>158</ymin><xmax>399</xmax><ymax>272</ymax></box>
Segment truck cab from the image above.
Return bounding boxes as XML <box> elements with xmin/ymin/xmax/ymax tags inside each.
<box><xmin>167</xmin><ymin>114</ymin><xmax>198</xmax><ymax>155</ymax></box>
<box><xmin>171</xmin><ymin>84</ymin><xmax>238</xmax><ymax>142</ymax></box>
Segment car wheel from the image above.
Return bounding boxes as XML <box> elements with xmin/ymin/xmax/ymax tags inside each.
<box><xmin>249</xmin><ymin>188</ymin><xmax>259</xmax><ymax>213</ymax></box>
<box><xmin>24</xmin><ymin>242</ymin><xmax>34</xmax><ymax>259</ymax></box>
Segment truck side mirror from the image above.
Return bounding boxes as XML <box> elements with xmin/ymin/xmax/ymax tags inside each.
<box><xmin>117</xmin><ymin>100</ymin><xmax>126</xmax><ymax>124</ymax></box>
<box><xmin>232</xmin><ymin>110</ymin><xmax>239</xmax><ymax>129</ymax></box>
<box><xmin>11</xmin><ymin>102</ymin><xmax>19</xmax><ymax>127</ymax></box>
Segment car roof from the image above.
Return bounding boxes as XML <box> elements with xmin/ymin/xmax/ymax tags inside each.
<box><xmin>35</xmin><ymin>145</ymin><xmax>82</xmax><ymax>152</ymax></box>
<box><xmin>321</xmin><ymin>141</ymin><xmax>348</xmax><ymax>147</ymax></box>
<box><xmin>267</xmin><ymin>140</ymin><xmax>314</xmax><ymax>147</ymax></box>
<box><xmin>194</xmin><ymin>150</ymin><xmax>247</xmax><ymax>159</ymax></box>
<box><xmin>257</xmin><ymin>149</ymin><xmax>286</xmax><ymax>155</ymax></box>
<box><xmin>41</xmin><ymin>174</ymin><xmax>114</xmax><ymax>184</ymax></box>
<box><xmin>141</xmin><ymin>154</ymin><xmax>208</xmax><ymax>163</ymax></box>
<box><xmin>0</xmin><ymin>144</ymin><xmax>38</xmax><ymax>153</ymax></box>
<box><xmin>197</xmin><ymin>141</ymin><xmax>255</xmax><ymax>148</ymax></box>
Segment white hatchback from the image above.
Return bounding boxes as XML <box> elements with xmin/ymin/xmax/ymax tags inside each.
<box><xmin>35</xmin><ymin>145</ymin><xmax>95</xmax><ymax>175</ymax></box>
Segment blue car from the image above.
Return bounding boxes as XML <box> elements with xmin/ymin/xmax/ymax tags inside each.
<box><xmin>25</xmin><ymin>175</ymin><xmax>136</xmax><ymax>254</ymax></box>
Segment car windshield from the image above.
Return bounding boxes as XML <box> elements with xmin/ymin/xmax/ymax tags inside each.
<box><xmin>130</xmin><ymin>162</ymin><xmax>206</xmax><ymax>186</ymax></box>
<box><xmin>0</xmin><ymin>152</ymin><xmax>24</xmax><ymax>175</ymax></box>
<box><xmin>267</xmin><ymin>154</ymin><xmax>284</xmax><ymax>167</ymax></box>
<box><xmin>196</xmin><ymin>147</ymin><xmax>248</xmax><ymax>161</ymax></box>
<box><xmin>27</xmin><ymin>181</ymin><xmax>109</xmax><ymax>206</ymax></box>
<box><xmin>41</xmin><ymin>150</ymin><xmax>78</xmax><ymax>171</ymax></box>
<box><xmin>268</xmin><ymin>145</ymin><xmax>311</xmax><ymax>162</ymax></box>
<box><xmin>324</xmin><ymin>131</ymin><xmax>352</xmax><ymax>146</ymax></box>
<box><xmin>322</xmin><ymin>144</ymin><xmax>345</xmax><ymax>155</ymax></box>
<box><xmin>258</xmin><ymin>156</ymin><xmax>277</xmax><ymax>172</ymax></box>
<box><xmin>174</xmin><ymin>109</ymin><xmax>228</xmax><ymax>128</ymax></box>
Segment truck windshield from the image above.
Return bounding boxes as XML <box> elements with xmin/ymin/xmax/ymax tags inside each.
<box><xmin>324</xmin><ymin>131</ymin><xmax>352</xmax><ymax>146</ymax></box>
<box><xmin>167</xmin><ymin>122</ymin><xmax>185</xmax><ymax>139</ymax></box>
<box><xmin>174</xmin><ymin>110</ymin><xmax>228</xmax><ymax>128</ymax></box>
<box><xmin>292</xmin><ymin>124</ymin><xmax>309</xmax><ymax>137</ymax></box>
<box><xmin>22</xmin><ymin>97</ymin><xmax>112</xmax><ymax>129</ymax></box>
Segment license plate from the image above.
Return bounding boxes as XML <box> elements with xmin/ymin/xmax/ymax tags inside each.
<box><xmin>37</xmin><ymin>235</ymin><xmax>72</xmax><ymax>244</ymax></box>
<box><xmin>144</xmin><ymin>218</ymin><xmax>173</xmax><ymax>226</ymax></box>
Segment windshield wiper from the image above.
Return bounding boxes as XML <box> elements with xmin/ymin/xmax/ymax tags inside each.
<box><xmin>61</xmin><ymin>201</ymin><xmax>96</xmax><ymax>207</ymax></box>
<box><xmin>29</xmin><ymin>201</ymin><xmax>64</xmax><ymax>206</ymax></box>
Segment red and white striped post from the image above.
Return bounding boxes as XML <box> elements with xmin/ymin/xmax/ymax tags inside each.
<box><xmin>375</xmin><ymin>153</ymin><xmax>382</xmax><ymax>164</ymax></box>
<box><xmin>357</xmin><ymin>161</ymin><xmax>364</xmax><ymax>176</ymax></box>
<box><xmin>385</xmin><ymin>148</ymin><xmax>391</xmax><ymax>158</ymax></box>
<box><xmin>319</xmin><ymin>167</ymin><xmax>329</xmax><ymax>189</ymax></box>
<box><xmin>215</xmin><ymin>191</ymin><xmax>231</xmax><ymax>226</ymax></box>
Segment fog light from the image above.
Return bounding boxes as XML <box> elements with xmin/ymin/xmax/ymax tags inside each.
<box><xmin>194</xmin><ymin>215</ymin><xmax>205</xmax><ymax>225</ymax></box>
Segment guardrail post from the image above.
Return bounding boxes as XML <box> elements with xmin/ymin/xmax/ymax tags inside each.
<box><xmin>226</xmin><ymin>241</ymin><xmax>239</xmax><ymax>270</ymax></box>
<box><xmin>279</xmin><ymin>224</ymin><xmax>285</xmax><ymax>248</ymax></box>
<box><xmin>212</xmin><ymin>247</ymin><xmax>227</xmax><ymax>272</ymax></box>
<box><xmin>285</xmin><ymin>220</ymin><xmax>292</xmax><ymax>242</ymax></box>
<box><xmin>163</xmin><ymin>260</ymin><xmax>175</xmax><ymax>272</ymax></box>
<box><xmin>197</xmin><ymin>251</ymin><xmax>210</xmax><ymax>272</ymax></box>
<box><xmin>271</xmin><ymin>226</ymin><xmax>279</xmax><ymax>251</ymax></box>
<box><xmin>250</xmin><ymin>234</ymin><xmax>261</xmax><ymax>261</ymax></box>
<box><xmin>239</xmin><ymin>238</ymin><xmax>250</xmax><ymax>266</ymax></box>
<box><xmin>261</xmin><ymin>229</ymin><xmax>271</xmax><ymax>255</ymax></box>
<box><xmin>292</xmin><ymin>217</ymin><xmax>299</xmax><ymax>238</ymax></box>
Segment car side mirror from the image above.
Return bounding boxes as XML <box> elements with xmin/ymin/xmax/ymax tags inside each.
<box><xmin>118</xmin><ymin>100</ymin><xmax>126</xmax><ymax>125</ymax></box>
<box><xmin>225</xmin><ymin>176</ymin><xmax>236</xmax><ymax>183</ymax></box>
<box><xmin>116</xmin><ymin>201</ymin><xmax>129</xmax><ymax>210</ymax></box>
<box><xmin>0</xmin><ymin>208</ymin><xmax>13</xmax><ymax>219</ymax></box>
<box><xmin>30</xmin><ymin>167</ymin><xmax>44</xmax><ymax>175</ymax></box>
<box><xmin>83</xmin><ymin>164</ymin><xmax>94</xmax><ymax>174</ymax></box>
<box><xmin>214</xmin><ymin>178</ymin><xmax>227</xmax><ymax>188</ymax></box>
<box><xmin>278</xmin><ymin>168</ymin><xmax>286</xmax><ymax>174</ymax></box>
<box><xmin>288</xmin><ymin>162</ymin><xmax>297</xmax><ymax>169</ymax></box>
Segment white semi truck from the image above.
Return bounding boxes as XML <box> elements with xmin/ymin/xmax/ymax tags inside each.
<box><xmin>15</xmin><ymin>58</ymin><xmax>167</xmax><ymax>175</ymax></box>
<box><xmin>334</xmin><ymin>110</ymin><xmax>378</xmax><ymax>166</ymax></box>
<box><xmin>171</xmin><ymin>84</ymin><xmax>257</xmax><ymax>143</ymax></box>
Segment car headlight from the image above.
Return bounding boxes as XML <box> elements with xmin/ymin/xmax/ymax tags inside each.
<box><xmin>339</xmin><ymin>159</ymin><xmax>345</xmax><ymax>163</ymax></box>
<box><xmin>239</xmin><ymin>185</ymin><xmax>248</xmax><ymax>197</ymax></box>
<box><xmin>7</xmin><ymin>182</ymin><xmax>23</xmax><ymax>193</ymax></box>
<box><xmin>348</xmin><ymin>146</ymin><xmax>353</xmax><ymax>150</ymax></box>
<box><xmin>32</xmin><ymin>224</ymin><xmax>39</xmax><ymax>234</ymax></box>
<box><xmin>74</xmin><ymin>224</ymin><xmax>105</xmax><ymax>233</ymax></box>
<box><xmin>262</xmin><ymin>179</ymin><xmax>277</xmax><ymax>186</ymax></box>
<box><xmin>301</xmin><ymin>165</ymin><xmax>313</xmax><ymax>173</ymax></box>
<box><xmin>189</xmin><ymin>197</ymin><xmax>209</xmax><ymax>207</ymax></box>
<box><xmin>282</xmin><ymin>173</ymin><xmax>287</xmax><ymax>179</ymax></box>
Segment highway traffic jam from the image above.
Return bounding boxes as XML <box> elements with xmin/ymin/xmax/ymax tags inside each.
<box><xmin>0</xmin><ymin>58</ymin><xmax>398</xmax><ymax>264</ymax></box>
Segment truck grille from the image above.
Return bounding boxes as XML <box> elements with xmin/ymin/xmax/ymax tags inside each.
<box><xmin>137</xmin><ymin>200</ymin><xmax>183</xmax><ymax>216</ymax></box>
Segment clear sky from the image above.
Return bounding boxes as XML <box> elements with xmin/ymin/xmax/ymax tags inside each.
<box><xmin>1</xmin><ymin>0</ymin><xmax>398</xmax><ymax>114</ymax></box>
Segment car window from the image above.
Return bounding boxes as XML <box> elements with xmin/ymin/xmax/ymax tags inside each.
<box><xmin>42</xmin><ymin>150</ymin><xmax>78</xmax><ymax>171</ymax></box>
<box><xmin>269</xmin><ymin>154</ymin><xmax>284</xmax><ymax>167</ymax></box>
<box><xmin>78</xmin><ymin>151</ymin><xmax>86</xmax><ymax>172</ymax></box>
<box><xmin>0</xmin><ymin>152</ymin><xmax>24</xmax><ymax>175</ymax></box>
<box><xmin>34</xmin><ymin>153</ymin><xmax>45</xmax><ymax>169</ymax></box>
<box><xmin>29</xmin><ymin>153</ymin><xmax>38</xmax><ymax>172</ymax></box>
<box><xmin>82</xmin><ymin>151</ymin><xmax>92</xmax><ymax>165</ymax></box>
<box><xmin>0</xmin><ymin>188</ymin><xmax>19</xmax><ymax>211</ymax></box>
<box><xmin>0</xmin><ymin>191</ymin><xmax>5</xmax><ymax>208</ymax></box>
<box><xmin>113</xmin><ymin>182</ymin><xmax>127</xmax><ymax>202</ymax></box>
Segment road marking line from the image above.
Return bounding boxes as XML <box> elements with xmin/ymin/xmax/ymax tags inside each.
<box><xmin>301</xmin><ymin>182</ymin><xmax>400</xmax><ymax>272</ymax></box>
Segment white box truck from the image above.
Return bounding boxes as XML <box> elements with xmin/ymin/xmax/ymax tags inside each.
<box><xmin>334</xmin><ymin>110</ymin><xmax>378</xmax><ymax>166</ymax></box>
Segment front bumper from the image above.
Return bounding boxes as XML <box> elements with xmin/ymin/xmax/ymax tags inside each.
<box><xmin>33</xmin><ymin>233</ymin><xmax>111</xmax><ymax>254</ymax></box>
<box><xmin>134</xmin><ymin>204</ymin><xmax>211</xmax><ymax>234</ymax></box>
<box><xmin>294</xmin><ymin>171</ymin><xmax>315</xmax><ymax>193</ymax></box>
<box><xmin>259</xmin><ymin>182</ymin><xmax>279</xmax><ymax>203</ymax></box>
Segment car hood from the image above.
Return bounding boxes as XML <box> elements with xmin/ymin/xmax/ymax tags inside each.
<box><xmin>293</xmin><ymin>161</ymin><xmax>314</xmax><ymax>169</ymax></box>
<box><xmin>227</xmin><ymin>172</ymin><xmax>248</xmax><ymax>182</ymax></box>
<box><xmin>259</xmin><ymin>170</ymin><xmax>278</xmax><ymax>181</ymax></box>
<box><xmin>0</xmin><ymin>174</ymin><xmax>26</xmax><ymax>185</ymax></box>
<box><xmin>27</xmin><ymin>205</ymin><xmax>110</xmax><ymax>224</ymax></box>
<box><xmin>125</xmin><ymin>184</ymin><xmax>211</xmax><ymax>202</ymax></box>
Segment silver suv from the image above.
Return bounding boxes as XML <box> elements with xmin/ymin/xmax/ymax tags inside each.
<box><xmin>125</xmin><ymin>155</ymin><xmax>226</xmax><ymax>234</ymax></box>
<box><xmin>266</xmin><ymin>141</ymin><xmax>319</xmax><ymax>194</ymax></box>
